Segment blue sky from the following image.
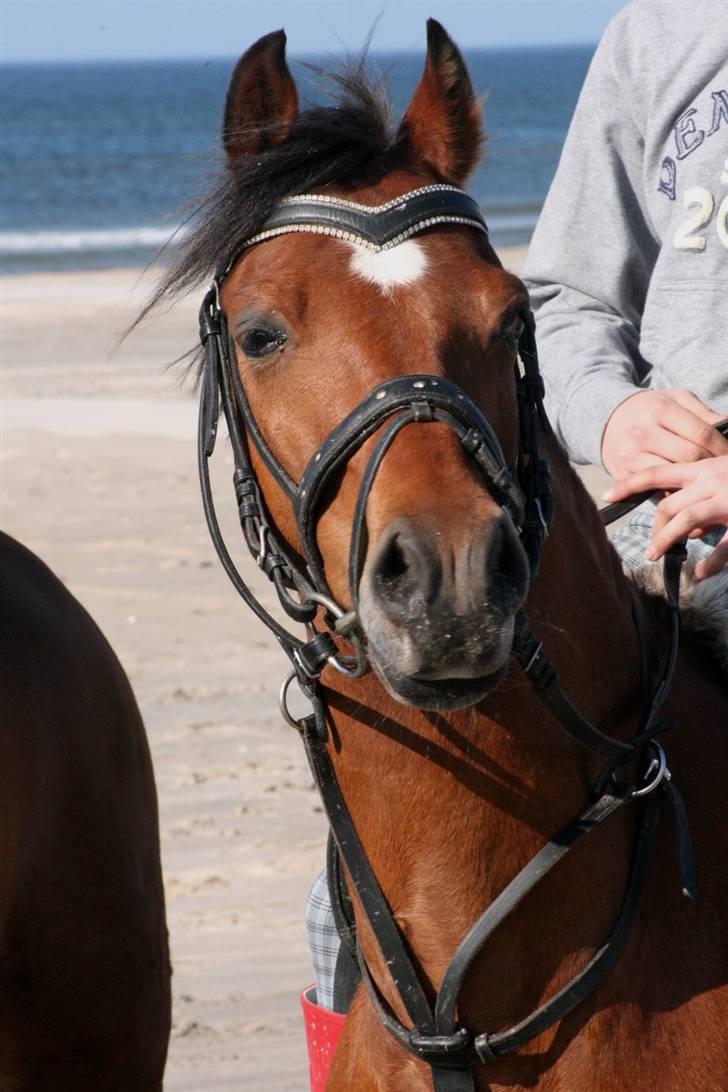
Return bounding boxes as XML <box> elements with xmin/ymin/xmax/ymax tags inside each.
<box><xmin>2</xmin><ymin>1</ymin><xmax>626</xmax><ymax>62</ymax></box>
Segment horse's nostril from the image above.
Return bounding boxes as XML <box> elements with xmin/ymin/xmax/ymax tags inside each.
<box><xmin>369</xmin><ymin>522</ymin><xmax>436</xmax><ymax>624</ymax></box>
<box><xmin>376</xmin><ymin>535</ymin><xmax>409</xmax><ymax>589</ymax></box>
<box><xmin>486</xmin><ymin>517</ymin><xmax>530</xmax><ymax>613</ymax></box>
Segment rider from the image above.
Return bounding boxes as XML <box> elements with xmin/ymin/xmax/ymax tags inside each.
<box><xmin>305</xmin><ymin>0</ymin><xmax>728</xmax><ymax>1031</ymax></box>
<box><xmin>523</xmin><ymin>0</ymin><xmax>728</xmax><ymax>577</ymax></box>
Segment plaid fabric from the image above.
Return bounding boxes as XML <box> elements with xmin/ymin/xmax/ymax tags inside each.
<box><xmin>304</xmin><ymin>502</ymin><xmax>725</xmax><ymax>1013</ymax></box>
<box><xmin>304</xmin><ymin>868</ymin><xmax>340</xmax><ymax>1011</ymax></box>
<box><xmin>610</xmin><ymin>500</ymin><xmax>724</xmax><ymax>571</ymax></box>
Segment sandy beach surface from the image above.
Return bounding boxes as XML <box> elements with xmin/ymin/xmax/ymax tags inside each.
<box><xmin>1</xmin><ymin>248</ymin><xmax>610</xmax><ymax>1091</ymax></box>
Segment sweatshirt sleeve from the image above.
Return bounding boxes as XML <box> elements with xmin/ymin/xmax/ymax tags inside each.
<box><xmin>522</xmin><ymin>17</ymin><xmax>660</xmax><ymax>468</ymax></box>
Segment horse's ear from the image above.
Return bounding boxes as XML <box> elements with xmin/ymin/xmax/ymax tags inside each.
<box><xmin>223</xmin><ymin>30</ymin><xmax>298</xmax><ymax>164</ymax></box>
<box><xmin>398</xmin><ymin>19</ymin><xmax>482</xmax><ymax>184</ymax></box>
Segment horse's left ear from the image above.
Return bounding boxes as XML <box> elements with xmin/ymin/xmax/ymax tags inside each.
<box><xmin>398</xmin><ymin>19</ymin><xmax>482</xmax><ymax>184</ymax></box>
<box><xmin>223</xmin><ymin>29</ymin><xmax>298</xmax><ymax>164</ymax></box>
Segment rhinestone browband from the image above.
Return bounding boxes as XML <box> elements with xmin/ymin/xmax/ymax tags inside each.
<box><xmin>219</xmin><ymin>185</ymin><xmax>489</xmax><ymax>274</ymax></box>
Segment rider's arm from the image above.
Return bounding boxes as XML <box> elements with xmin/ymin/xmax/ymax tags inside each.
<box><xmin>522</xmin><ymin>15</ymin><xmax>658</xmax><ymax>469</ymax></box>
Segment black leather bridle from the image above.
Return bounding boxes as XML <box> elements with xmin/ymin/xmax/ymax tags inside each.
<box><xmin>196</xmin><ymin>184</ymin><xmax>706</xmax><ymax>1092</ymax></box>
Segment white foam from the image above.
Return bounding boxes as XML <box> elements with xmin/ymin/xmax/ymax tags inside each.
<box><xmin>0</xmin><ymin>225</ymin><xmax>184</xmax><ymax>257</ymax></box>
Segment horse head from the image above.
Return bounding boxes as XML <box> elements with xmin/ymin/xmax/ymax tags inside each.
<box><xmin>208</xmin><ymin>21</ymin><xmax>535</xmax><ymax>712</ymax></box>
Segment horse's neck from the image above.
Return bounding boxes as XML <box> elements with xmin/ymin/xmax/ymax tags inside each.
<box><xmin>514</xmin><ymin>435</ymin><xmax>645</xmax><ymax>749</ymax></box>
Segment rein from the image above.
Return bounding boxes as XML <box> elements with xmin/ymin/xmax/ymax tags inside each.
<box><xmin>195</xmin><ymin>186</ymin><xmax>709</xmax><ymax>1092</ymax></box>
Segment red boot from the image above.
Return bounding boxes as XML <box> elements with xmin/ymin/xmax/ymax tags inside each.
<box><xmin>301</xmin><ymin>986</ymin><xmax>347</xmax><ymax>1092</ymax></box>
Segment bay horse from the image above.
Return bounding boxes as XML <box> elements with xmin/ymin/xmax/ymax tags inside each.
<box><xmin>0</xmin><ymin>532</ymin><xmax>171</xmax><ymax>1090</ymax></box>
<box><xmin>152</xmin><ymin>20</ymin><xmax>726</xmax><ymax>1091</ymax></box>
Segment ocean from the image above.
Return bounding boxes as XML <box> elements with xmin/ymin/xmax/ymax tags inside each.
<box><xmin>0</xmin><ymin>47</ymin><xmax>593</xmax><ymax>273</ymax></box>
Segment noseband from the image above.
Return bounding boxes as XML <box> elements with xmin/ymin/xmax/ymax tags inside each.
<box><xmin>196</xmin><ymin>184</ymin><xmax>696</xmax><ymax>1092</ymax></box>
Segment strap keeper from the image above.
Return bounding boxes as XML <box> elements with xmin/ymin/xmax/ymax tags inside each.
<box><xmin>407</xmin><ymin>1025</ymin><xmax>471</xmax><ymax>1060</ymax></box>
<box><xmin>261</xmin><ymin>552</ymin><xmax>288</xmax><ymax>580</ymax></box>
<box><xmin>199</xmin><ymin>302</ymin><xmax>222</xmax><ymax>344</ymax></box>
<box><xmin>462</xmin><ymin>428</ymin><xmax>483</xmax><ymax>454</ymax></box>
<box><xmin>294</xmin><ymin>632</ymin><xmax>338</xmax><ymax>680</ymax></box>
<box><xmin>412</xmin><ymin>401</ymin><xmax>434</xmax><ymax>422</ymax></box>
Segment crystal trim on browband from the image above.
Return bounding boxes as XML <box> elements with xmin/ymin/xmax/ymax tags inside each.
<box><xmin>243</xmin><ymin>215</ymin><xmax>488</xmax><ymax>254</ymax></box>
<box><xmin>218</xmin><ymin>185</ymin><xmax>489</xmax><ymax>277</ymax></box>
<box><xmin>276</xmin><ymin>183</ymin><xmax>467</xmax><ymax>215</ymax></box>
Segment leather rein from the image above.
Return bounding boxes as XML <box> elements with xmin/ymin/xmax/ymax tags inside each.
<box><xmin>195</xmin><ymin>184</ymin><xmax>715</xmax><ymax>1092</ymax></box>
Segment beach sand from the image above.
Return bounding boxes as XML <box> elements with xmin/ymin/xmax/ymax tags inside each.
<box><xmin>1</xmin><ymin>247</ymin><xmax>610</xmax><ymax>1090</ymax></box>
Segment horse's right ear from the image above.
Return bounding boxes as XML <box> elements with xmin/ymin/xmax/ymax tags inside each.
<box><xmin>398</xmin><ymin>19</ymin><xmax>482</xmax><ymax>184</ymax></box>
<box><xmin>223</xmin><ymin>30</ymin><xmax>298</xmax><ymax>165</ymax></box>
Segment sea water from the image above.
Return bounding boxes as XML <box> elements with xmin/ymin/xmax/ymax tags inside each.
<box><xmin>0</xmin><ymin>47</ymin><xmax>592</xmax><ymax>272</ymax></box>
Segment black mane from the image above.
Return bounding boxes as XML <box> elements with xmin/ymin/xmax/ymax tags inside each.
<box><xmin>144</xmin><ymin>65</ymin><xmax>398</xmax><ymax>317</ymax></box>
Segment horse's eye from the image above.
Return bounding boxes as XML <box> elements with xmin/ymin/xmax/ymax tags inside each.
<box><xmin>501</xmin><ymin>314</ymin><xmax>525</xmax><ymax>349</ymax></box>
<box><xmin>238</xmin><ymin>327</ymin><xmax>287</xmax><ymax>358</ymax></box>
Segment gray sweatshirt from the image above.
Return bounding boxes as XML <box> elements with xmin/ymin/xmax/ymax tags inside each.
<box><xmin>523</xmin><ymin>0</ymin><xmax>728</xmax><ymax>468</ymax></box>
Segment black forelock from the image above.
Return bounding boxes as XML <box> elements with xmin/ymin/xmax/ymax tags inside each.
<box><xmin>141</xmin><ymin>63</ymin><xmax>397</xmax><ymax>320</ymax></box>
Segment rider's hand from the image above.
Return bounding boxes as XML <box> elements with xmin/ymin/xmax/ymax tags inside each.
<box><xmin>601</xmin><ymin>389</ymin><xmax>728</xmax><ymax>479</ymax></box>
<box><xmin>604</xmin><ymin>456</ymin><xmax>728</xmax><ymax>579</ymax></box>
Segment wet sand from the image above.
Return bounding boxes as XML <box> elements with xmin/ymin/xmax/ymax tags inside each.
<box><xmin>1</xmin><ymin>249</ymin><xmax>609</xmax><ymax>1090</ymax></box>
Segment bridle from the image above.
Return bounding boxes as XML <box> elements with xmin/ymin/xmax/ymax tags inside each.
<box><xmin>198</xmin><ymin>184</ymin><xmax>551</xmax><ymax>682</ymax></box>
<box><xmin>196</xmin><ymin>184</ymin><xmax>702</xmax><ymax>1092</ymax></box>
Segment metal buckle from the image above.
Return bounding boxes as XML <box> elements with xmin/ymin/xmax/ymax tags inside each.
<box><xmin>629</xmin><ymin>741</ymin><xmax>670</xmax><ymax>798</ymax></box>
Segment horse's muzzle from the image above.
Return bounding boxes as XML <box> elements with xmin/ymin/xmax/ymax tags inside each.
<box><xmin>358</xmin><ymin>513</ymin><xmax>529</xmax><ymax>709</ymax></box>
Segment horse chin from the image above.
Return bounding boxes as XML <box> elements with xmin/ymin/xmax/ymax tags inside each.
<box><xmin>372</xmin><ymin>659</ymin><xmax>509</xmax><ymax>711</ymax></box>
<box><xmin>365</xmin><ymin>623</ymin><xmax>514</xmax><ymax>711</ymax></box>
<box><xmin>379</xmin><ymin>659</ymin><xmax>510</xmax><ymax>711</ymax></box>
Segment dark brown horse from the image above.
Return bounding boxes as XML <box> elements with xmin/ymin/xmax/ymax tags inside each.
<box><xmin>155</xmin><ymin>20</ymin><xmax>727</xmax><ymax>1091</ymax></box>
<box><xmin>0</xmin><ymin>532</ymin><xmax>171</xmax><ymax>1090</ymax></box>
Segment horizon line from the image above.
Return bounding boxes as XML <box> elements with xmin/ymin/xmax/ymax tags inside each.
<box><xmin>2</xmin><ymin>40</ymin><xmax>598</xmax><ymax>66</ymax></box>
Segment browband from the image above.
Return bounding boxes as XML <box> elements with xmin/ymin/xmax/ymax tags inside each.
<box><xmin>219</xmin><ymin>184</ymin><xmax>488</xmax><ymax>276</ymax></box>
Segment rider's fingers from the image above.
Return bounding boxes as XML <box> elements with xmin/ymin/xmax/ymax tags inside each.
<box><xmin>659</xmin><ymin>400</ymin><xmax>728</xmax><ymax>459</ymax></box>
<box><xmin>646</xmin><ymin>501</ymin><xmax>719</xmax><ymax>560</ymax></box>
<box><xmin>604</xmin><ymin>460</ymin><xmax>696</xmax><ymax>501</ymax></box>
<box><xmin>694</xmin><ymin>533</ymin><xmax>728</xmax><ymax>580</ymax></box>
<box><xmin>668</xmin><ymin>389</ymin><xmax>727</xmax><ymax>429</ymax></box>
